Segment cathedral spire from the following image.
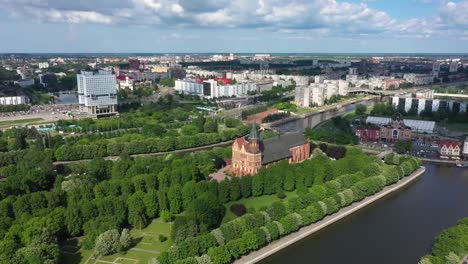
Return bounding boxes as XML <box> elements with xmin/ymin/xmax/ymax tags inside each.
<box><xmin>250</xmin><ymin>122</ymin><xmax>258</xmax><ymax>141</ymax></box>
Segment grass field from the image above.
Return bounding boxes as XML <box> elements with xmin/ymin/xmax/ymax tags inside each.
<box><xmin>61</xmin><ymin>219</ymin><xmax>172</xmax><ymax>264</ymax></box>
<box><xmin>439</xmin><ymin>121</ymin><xmax>468</xmax><ymax>132</ymax></box>
<box><xmin>0</xmin><ymin>117</ymin><xmax>44</xmax><ymax>127</ymax></box>
<box><xmin>223</xmin><ymin>190</ymin><xmax>300</xmax><ymax>223</ymax></box>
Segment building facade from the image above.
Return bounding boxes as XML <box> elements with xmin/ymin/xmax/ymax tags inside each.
<box><xmin>379</xmin><ymin>114</ymin><xmax>412</xmax><ymax>142</ymax></box>
<box><xmin>77</xmin><ymin>71</ymin><xmax>118</xmax><ymax>118</ymax></box>
<box><xmin>230</xmin><ymin>124</ymin><xmax>311</xmax><ymax>176</ymax></box>
<box><xmin>403</xmin><ymin>73</ymin><xmax>434</xmax><ymax>85</ymax></box>
<box><xmin>439</xmin><ymin>141</ymin><xmax>461</xmax><ymax>159</ymax></box>
<box><xmin>175</xmin><ymin>78</ymin><xmax>257</xmax><ymax>98</ymax></box>
<box><xmin>294</xmin><ymin>80</ymin><xmax>348</xmax><ymax>107</ymax></box>
<box><xmin>0</xmin><ymin>96</ymin><xmax>29</xmax><ymax>105</ymax></box>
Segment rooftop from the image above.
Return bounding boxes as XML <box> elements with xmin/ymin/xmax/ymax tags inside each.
<box><xmin>261</xmin><ymin>132</ymin><xmax>309</xmax><ymax>165</ymax></box>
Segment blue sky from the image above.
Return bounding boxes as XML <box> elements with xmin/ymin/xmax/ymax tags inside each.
<box><xmin>0</xmin><ymin>0</ymin><xmax>467</xmax><ymax>53</ymax></box>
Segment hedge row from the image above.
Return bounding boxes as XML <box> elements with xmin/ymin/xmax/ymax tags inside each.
<box><xmin>161</xmin><ymin>157</ymin><xmax>421</xmax><ymax>264</ymax></box>
<box><xmin>54</xmin><ymin>126</ymin><xmax>249</xmax><ymax>161</ymax></box>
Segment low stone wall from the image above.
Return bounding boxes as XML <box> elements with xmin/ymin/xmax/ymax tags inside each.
<box><xmin>235</xmin><ymin>166</ymin><xmax>426</xmax><ymax>264</ymax></box>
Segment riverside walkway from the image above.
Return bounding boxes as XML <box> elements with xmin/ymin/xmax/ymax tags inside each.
<box><xmin>235</xmin><ymin>166</ymin><xmax>426</xmax><ymax>264</ymax></box>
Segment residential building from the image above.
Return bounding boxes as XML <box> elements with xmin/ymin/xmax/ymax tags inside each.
<box><xmin>38</xmin><ymin>62</ymin><xmax>49</xmax><ymax>69</ymax></box>
<box><xmin>14</xmin><ymin>78</ymin><xmax>35</xmax><ymax>88</ymax></box>
<box><xmin>391</xmin><ymin>97</ymin><xmax>468</xmax><ymax>114</ymax></box>
<box><xmin>349</xmin><ymin>67</ymin><xmax>358</xmax><ymax>75</ymax></box>
<box><xmin>77</xmin><ymin>71</ymin><xmax>118</xmax><ymax>118</ymax></box>
<box><xmin>128</xmin><ymin>59</ymin><xmax>141</xmax><ymax>70</ymax></box>
<box><xmin>403</xmin><ymin>73</ymin><xmax>434</xmax><ymax>85</ymax></box>
<box><xmin>439</xmin><ymin>140</ymin><xmax>461</xmax><ymax>159</ymax></box>
<box><xmin>432</xmin><ymin>61</ymin><xmax>441</xmax><ymax>73</ymax></box>
<box><xmin>229</xmin><ymin>124</ymin><xmax>311</xmax><ymax>176</ymax></box>
<box><xmin>449</xmin><ymin>61</ymin><xmax>459</xmax><ymax>73</ymax></box>
<box><xmin>383</xmin><ymin>78</ymin><xmax>407</xmax><ymax>90</ymax></box>
<box><xmin>294</xmin><ymin>80</ymin><xmax>348</xmax><ymax>107</ymax></box>
<box><xmin>0</xmin><ymin>96</ymin><xmax>29</xmax><ymax>105</ymax></box>
<box><xmin>463</xmin><ymin>138</ymin><xmax>468</xmax><ymax>158</ymax></box>
<box><xmin>175</xmin><ymin>78</ymin><xmax>257</xmax><ymax>98</ymax></box>
<box><xmin>355</xmin><ymin>126</ymin><xmax>381</xmax><ymax>142</ymax></box>
<box><xmin>39</xmin><ymin>73</ymin><xmax>58</xmax><ymax>87</ymax></box>
<box><xmin>415</xmin><ymin>89</ymin><xmax>434</xmax><ymax>99</ymax></box>
<box><xmin>116</xmin><ymin>75</ymin><xmax>134</xmax><ymax>90</ymax></box>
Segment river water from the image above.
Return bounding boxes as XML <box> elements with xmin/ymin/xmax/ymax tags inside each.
<box><xmin>261</xmin><ymin>163</ymin><xmax>468</xmax><ymax>264</ymax></box>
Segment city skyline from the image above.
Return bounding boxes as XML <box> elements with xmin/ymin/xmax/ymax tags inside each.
<box><xmin>1</xmin><ymin>0</ymin><xmax>468</xmax><ymax>53</ymax></box>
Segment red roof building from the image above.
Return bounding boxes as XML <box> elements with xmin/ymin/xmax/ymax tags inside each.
<box><xmin>355</xmin><ymin>127</ymin><xmax>381</xmax><ymax>142</ymax></box>
<box><xmin>439</xmin><ymin>140</ymin><xmax>462</xmax><ymax>159</ymax></box>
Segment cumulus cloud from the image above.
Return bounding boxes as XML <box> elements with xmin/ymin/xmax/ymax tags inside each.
<box><xmin>0</xmin><ymin>0</ymin><xmax>395</xmax><ymax>34</ymax></box>
<box><xmin>1</xmin><ymin>0</ymin><xmax>468</xmax><ymax>40</ymax></box>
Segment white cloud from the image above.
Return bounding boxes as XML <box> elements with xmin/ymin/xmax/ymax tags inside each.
<box><xmin>1</xmin><ymin>0</ymin><xmax>467</xmax><ymax>40</ymax></box>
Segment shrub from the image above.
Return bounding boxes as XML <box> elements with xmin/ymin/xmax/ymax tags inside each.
<box><xmin>210</xmin><ymin>229</ymin><xmax>225</xmax><ymax>245</ymax></box>
<box><xmin>261</xmin><ymin>226</ymin><xmax>272</xmax><ymax>243</ymax></box>
<box><xmin>266</xmin><ymin>201</ymin><xmax>287</xmax><ymax>221</ymax></box>
<box><xmin>197</xmin><ymin>234</ymin><xmax>218</xmax><ymax>253</ymax></box>
<box><xmin>325</xmin><ymin>180</ymin><xmax>342</xmax><ymax>195</ymax></box>
<box><xmin>342</xmin><ymin>189</ymin><xmax>354</xmax><ymax>206</ymax></box>
<box><xmin>324</xmin><ymin>197</ymin><xmax>340</xmax><ymax>214</ymax></box>
<box><xmin>207</xmin><ymin>245</ymin><xmax>231</xmax><ymax>264</ymax></box>
<box><xmin>195</xmin><ymin>255</ymin><xmax>213</xmax><ymax>264</ymax></box>
<box><xmin>317</xmin><ymin>201</ymin><xmax>328</xmax><ymax>215</ymax></box>
<box><xmin>160</xmin><ymin>210</ymin><xmax>173</xmax><ymax>222</ymax></box>
<box><xmin>230</xmin><ymin>203</ymin><xmax>247</xmax><ymax>217</ymax></box>
<box><xmin>241</xmin><ymin>230</ymin><xmax>259</xmax><ymax>251</ymax></box>
<box><xmin>242</xmin><ymin>213</ymin><xmax>265</xmax><ymax>229</ymax></box>
<box><xmin>220</xmin><ymin>220</ymin><xmax>244</xmax><ymax>242</ymax></box>
<box><xmin>277</xmin><ymin>189</ymin><xmax>286</xmax><ymax>199</ymax></box>
<box><xmin>159</xmin><ymin>235</ymin><xmax>168</xmax><ymax>242</ymax></box>
<box><xmin>280</xmin><ymin>214</ymin><xmax>300</xmax><ymax>234</ymax></box>
<box><xmin>226</xmin><ymin>239</ymin><xmax>246</xmax><ymax>259</ymax></box>
<box><xmin>273</xmin><ymin>221</ymin><xmax>285</xmax><ymax>236</ymax></box>
<box><xmin>401</xmin><ymin>162</ymin><xmax>413</xmax><ymax>176</ymax></box>
<box><xmin>265</xmin><ymin>222</ymin><xmax>280</xmax><ymax>241</ymax></box>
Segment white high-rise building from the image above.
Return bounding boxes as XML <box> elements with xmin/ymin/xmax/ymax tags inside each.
<box><xmin>294</xmin><ymin>80</ymin><xmax>348</xmax><ymax>107</ymax></box>
<box><xmin>77</xmin><ymin>71</ymin><xmax>118</xmax><ymax>117</ymax></box>
<box><xmin>463</xmin><ymin>138</ymin><xmax>468</xmax><ymax>157</ymax></box>
<box><xmin>432</xmin><ymin>61</ymin><xmax>441</xmax><ymax>73</ymax></box>
<box><xmin>349</xmin><ymin>67</ymin><xmax>358</xmax><ymax>75</ymax></box>
<box><xmin>449</xmin><ymin>61</ymin><xmax>459</xmax><ymax>73</ymax></box>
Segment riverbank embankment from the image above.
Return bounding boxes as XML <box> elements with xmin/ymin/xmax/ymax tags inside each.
<box><xmin>235</xmin><ymin>166</ymin><xmax>427</xmax><ymax>264</ymax></box>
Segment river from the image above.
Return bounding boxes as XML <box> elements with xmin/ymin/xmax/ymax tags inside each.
<box><xmin>261</xmin><ymin>163</ymin><xmax>468</xmax><ymax>264</ymax></box>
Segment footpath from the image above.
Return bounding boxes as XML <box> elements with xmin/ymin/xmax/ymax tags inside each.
<box><xmin>235</xmin><ymin>166</ymin><xmax>427</xmax><ymax>264</ymax></box>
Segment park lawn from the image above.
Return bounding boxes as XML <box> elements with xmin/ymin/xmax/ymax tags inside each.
<box><xmin>440</xmin><ymin>121</ymin><xmax>468</xmax><ymax>133</ymax></box>
<box><xmin>0</xmin><ymin>117</ymin><xmax>44</xmax><ymax>127</ymax></box>
<box><xmin>222</xmin><ymin>191</ymin><xmax>299</xmax><ymax>223</ymax></box>
<box><xmin>62</xmin><ymin>218</ymin><xmax>172</xmax><ymax>264</ymax></box>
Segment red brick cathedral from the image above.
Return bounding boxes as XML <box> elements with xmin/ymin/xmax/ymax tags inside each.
<box><xmin>230</xmin><ymin>123</ymin><xmax>311</xmax><ymax>176</ymax></box>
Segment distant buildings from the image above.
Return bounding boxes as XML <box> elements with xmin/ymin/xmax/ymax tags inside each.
<box><xmin>116</xmin><ymin>75</ymin><xmax>134</xmax><ymax>90</ymax></box>
<box><xmin>294</xmin><ymin>79</ymin><xmax>348</xmax><ymax>107</ymax></box>
<box><xmin>463</xmin><ymin>138</ymin><xmax>468</xmax><ymax>158</ymax></box>
<box><xmin>77</xmin><ymin>71</ymin><xmax>118</xmax><ymax>118</ymax></box>
<box><xmin>175</xmin><ymin>78</ymin><xmax>257</xmax><ymax>98</ymax></box>
<box><xmin>403</xmin><ymin>73</ymin><xmax>434</xmax><ymax>85</ymax></box>
<box><xmin>39</xmin><ymin>73</ymin><xmax>58</xmax><ymax>87</ymax></box>
<box><xmin>0</xmin><ymin>96</ymin><xmax>29</xmax><ymax>105</ymax></box>
<box><xmin>364</xmin><ymin>115</ymin><xmax>435</xmax><ymax>135</ymax></box>
<box><xmin>391</xmin><ymin>96</ymin><xmax>467</xmax><ymax>114</ymax></box>
<box><xmin>128</xmin><ymin>59</ymin><xmax>141</xmax><ymax>70</ymax></box>
<box><xmin>14</xmin><ymin>78</ymin><xmax>35</xmax><ymax>88</ymax></box>
<box><xmin>229</xmin><ymin>124</ymin><xmax>311</xmax><ymax>176</ymax></box>
<box><xmin>38</xmin><ymin>62</ymin><xmax>49</xmax><ymax>69</ymax></box>
<box><xmin>449</xmin><ymin>61</ymin><xmax>459</xmax><ymax>73</ymax></box>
